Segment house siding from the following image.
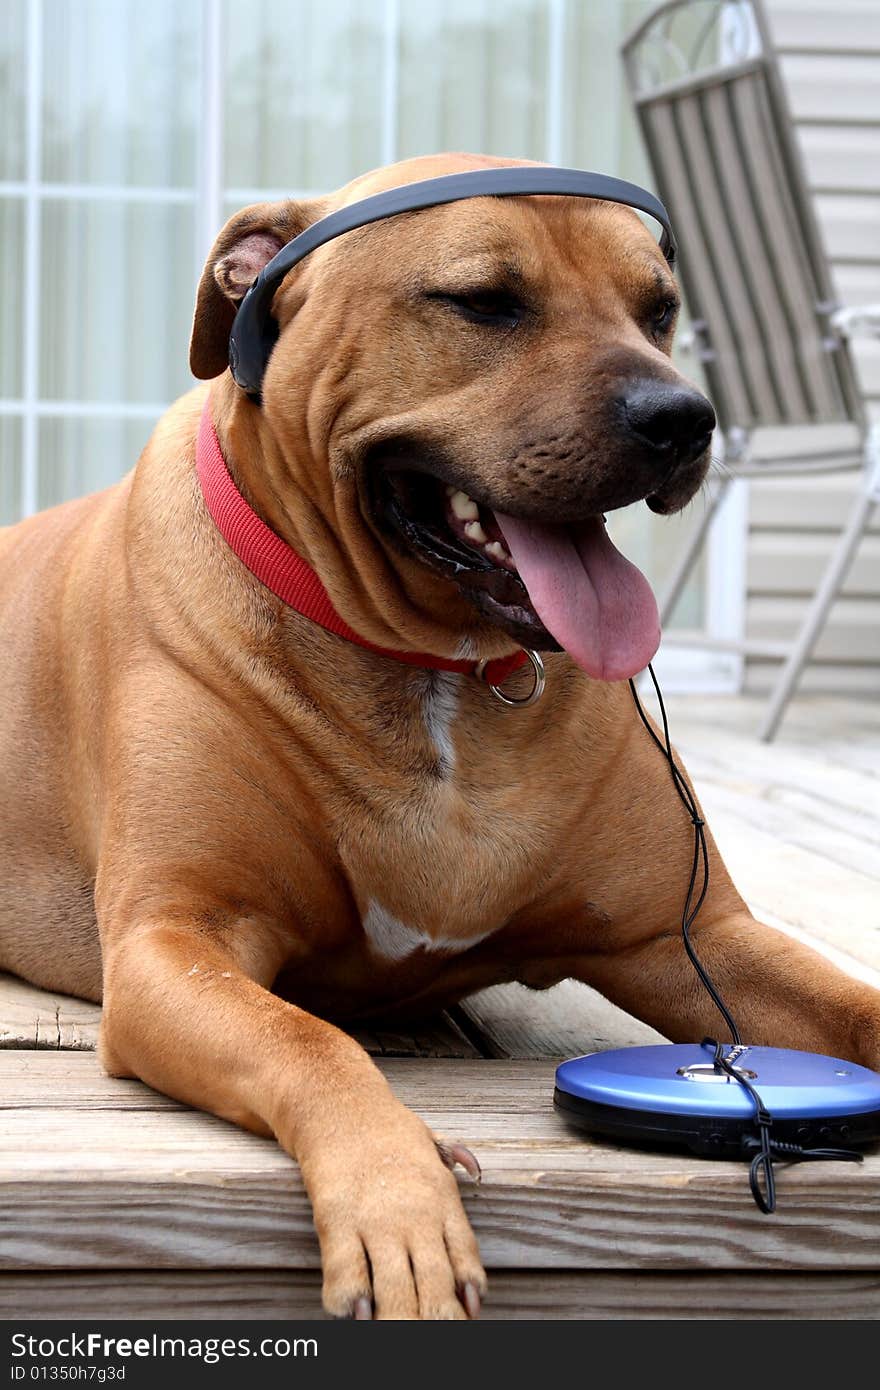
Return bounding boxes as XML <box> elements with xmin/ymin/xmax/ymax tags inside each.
<box><xmin>744</xmin><ymin>0</ymin><xmax>880</xmax><ymax>694</ymax></box>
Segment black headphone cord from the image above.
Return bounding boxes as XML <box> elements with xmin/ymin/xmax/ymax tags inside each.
<box><xmin>628</xmin><ymin>664</ymin><xmax>862</xmax><ymax>1213</ymax></box>
<box><xmin>628</xmin><ymin>663</ymin><xmax>738</xmax><ymax>1045</ymax></box>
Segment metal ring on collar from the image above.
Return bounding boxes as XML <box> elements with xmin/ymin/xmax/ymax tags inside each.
<box><xmin>476</xmin><ymin>650</ymin><xmax>545</xmax><ymax>707</ymax></box>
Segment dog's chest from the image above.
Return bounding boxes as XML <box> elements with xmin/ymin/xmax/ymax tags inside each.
<box><xmin>349</xmin><ymin>802</ymin><xmax>533</xmax><ymax>963</ymax></box>
<box><xmin>337</xmin><ymin>672</ymin><xmax>552</xmax><ymax>963</ymax></box>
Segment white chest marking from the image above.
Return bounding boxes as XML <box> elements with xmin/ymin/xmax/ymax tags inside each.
<box><xmin>362</xmin><ymin>899</ymin><xmax>494</xmax><ymax>962</ymax></box>
<box><xmin>421</xmin><ymin>670</ymin><xmax>460</xmax><ymax>776</ymax></box>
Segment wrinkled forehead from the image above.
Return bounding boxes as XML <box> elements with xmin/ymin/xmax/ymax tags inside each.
<box><xmin>308</xmin><ymin>193</ymin><xmax>672</xmax><ymax>295</ymax></box>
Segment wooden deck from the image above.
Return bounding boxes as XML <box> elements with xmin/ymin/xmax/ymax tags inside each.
<box><xmin>2</xmin><ymin>694</ymin><xmax>879</xmax><ymax>1320</ymax></box>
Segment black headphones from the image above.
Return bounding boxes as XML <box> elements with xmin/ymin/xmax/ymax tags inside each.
<box><xmin>228</xmin><ymin>165</ymin><xmax>677</xmax><ymax>401</ymax></box>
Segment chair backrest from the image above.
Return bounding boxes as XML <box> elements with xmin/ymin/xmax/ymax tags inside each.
<box><xmin>622</xmin><ymin>0</ymin><xmax>866</xmax><ymax>439</ymax></box>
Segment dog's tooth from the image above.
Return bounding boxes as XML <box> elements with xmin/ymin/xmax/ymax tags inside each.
<box><xmin>464</xmin><ymin>520</ymin><xmax>488</xmax><ymax>544</ymax></box>
<box><xmin>450</xmin><ymin>491</ymin><xmax>479</xmax><ymax>521</ymax></box>
<box><xmin>485</xmin><ymin>540</ymin><xmax>510</xmax><ymax>562</ymax></box>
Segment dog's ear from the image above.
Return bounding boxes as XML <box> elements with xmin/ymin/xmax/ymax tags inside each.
<box><xmin>190</xmin><ymin>199</ymin><xmax>325</xmax><ymax>380</ymax></box>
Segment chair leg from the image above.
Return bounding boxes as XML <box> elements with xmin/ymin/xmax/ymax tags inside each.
<box><xmin>659</xmin><ymin>472</ymin><xmax>732</xmax><ymax>626</ymax></box>
<box><xmin>758</xmin><ymin>484</ymin><xmax>879</xmax><ymax>742</ymax></box>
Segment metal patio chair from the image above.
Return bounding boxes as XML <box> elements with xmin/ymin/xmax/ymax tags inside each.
<box><xmin>622</xmin><ymin>0</ymin><xmax>880</xmax><ymax>740</ymax></box>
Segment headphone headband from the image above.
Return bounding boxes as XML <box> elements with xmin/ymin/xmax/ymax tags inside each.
<box><xmin>228</xmin><ymin>165</ymin><xmax>677</xmax><ymax>399</ymax></box>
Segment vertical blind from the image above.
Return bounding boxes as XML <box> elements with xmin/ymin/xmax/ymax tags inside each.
<box><xmin>0</xmin><ymin>0</ymin><xmax>705</xmax><ymax>629</ymax></box>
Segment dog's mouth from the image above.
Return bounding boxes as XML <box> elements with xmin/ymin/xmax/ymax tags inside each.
<box><xmin>373</xmin><ymin>462</ymin><xmax>663</xmax><ymax>682</ymax></box>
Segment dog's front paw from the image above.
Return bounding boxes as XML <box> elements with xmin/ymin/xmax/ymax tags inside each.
<box><xmin>299</xmin><ymin>1103</ymin><xmax>486</xmax><ymax>1320</ymax></box>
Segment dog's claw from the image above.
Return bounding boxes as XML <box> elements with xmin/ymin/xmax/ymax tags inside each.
<box><xmin>437</xmin><ymin>1140</ymin><xmax>481</xmax><ymax>1182</ymax></box>
<box><xmin>354</xmin><ymin>1295</ymin><xmax>373</xmax><ymax>1320</ymax></box>
<box><xmin>462</xmin><ymin>1281</ymin><xmax>482</xmax><ymax>1318</ymax></box>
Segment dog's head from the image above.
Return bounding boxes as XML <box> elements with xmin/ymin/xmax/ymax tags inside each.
<box><xmin>191</xmin><ymin>153</ymin><xmax>714</xmax><ymax>680</ymax></box>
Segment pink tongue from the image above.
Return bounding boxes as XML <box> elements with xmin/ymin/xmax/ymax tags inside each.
<box><xmin>494</xmin><ymin>512</ymin><xmax>660</xmax><ymax>681</ymax></box>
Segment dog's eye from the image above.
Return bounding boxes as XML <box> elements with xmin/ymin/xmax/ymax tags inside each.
<box><xmin>651</xmin><ymin>297</ymin><xmax>680</xmax><ymax>336</ymax></box>
<box><xmin>427</xmin><ymin>289</ymin><xmax>524</xmax><ymax>327</ymax></box>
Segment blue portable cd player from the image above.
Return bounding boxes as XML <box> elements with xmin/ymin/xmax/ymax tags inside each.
<box><xmin>554</xmin><ymin>1043</ymin><xmax>880</xmax><ymax>1159</ymax></box>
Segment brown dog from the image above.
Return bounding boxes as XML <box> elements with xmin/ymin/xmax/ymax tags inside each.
<box><xmin>2</xmin><ymin>153</ymin><xmax>879</xmax><ymax>1319</ymax></box>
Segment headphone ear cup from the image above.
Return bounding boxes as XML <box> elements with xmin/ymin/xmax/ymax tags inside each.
<box><xmin>230</xmin><ymin>303</ymin><xmax>278</xmax><ymax>403</ymax></box>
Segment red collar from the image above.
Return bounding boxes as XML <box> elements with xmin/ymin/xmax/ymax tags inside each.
<box><xmin>195</xmin><ymin>403</ymin><xmax>528</xmax><ymax>687</ymax></box>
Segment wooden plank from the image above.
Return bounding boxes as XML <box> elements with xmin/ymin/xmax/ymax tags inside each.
<box><xmin>2</xmin><ymin>1268</ymin><xmax>878</xmax><ymax>1321</ymax></box>
<box><xmin>697</xmin><ymin>774</ymin><xmax>880</xmax><ymax>895</ymax></box>
<box><xmin>674</xmin><ymin>714</ymin><xmax>880</xmax><ymax>849</ymax></box>
<box><xmin>696</xmin><ymin>802</ymin><xmax>880</xmax><ymax>970</ymax></box>
<box><xmin>458</xmin><ymin>980</ymin><xmax>664</xmax><ymax>1060</ymax></box>
<box><xmin>349</xmin><ymin>1016</ymin><xmax>477</xmax><ymax>1059</ymax></box>
<box><xmin>667</xmin><ymin>691</ymin><xmax>880</xmax><ymax>788</ymax></box>
<box><xmin>744</xmin><ymin>661</ymin><xmax>880</xmax><ymax>698</ymax></box>
<box><xmin>0</xmin><ymin>970</ymin><xmax>477</xmax><ymax>1060</ymax></box>
<box><xmin>1</xmin><ymin>1052</ymin><xmax>879</xmax><ymax>1273</ymax></box>
<box><xmin>0</xmin><ymin>972</ymin><xmax>100</xmax><ymax>1051</ymax></box>
<box><xmin>619</xmin><ymin>694</ymin><xmax>880</xmax><ymax>979</ymax></box>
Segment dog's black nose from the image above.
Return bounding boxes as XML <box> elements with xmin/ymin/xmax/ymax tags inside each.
<box><xmin>622</xmin><ymin>382</ymin><xmax>715</xmax><ymax>465</ymax></box>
